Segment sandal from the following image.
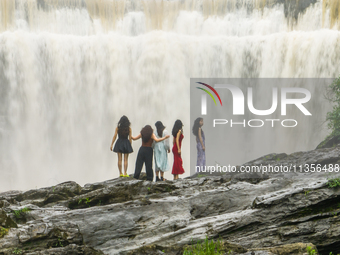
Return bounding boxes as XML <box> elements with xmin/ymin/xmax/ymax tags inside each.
<box><xmin>123</xmin><ymin>174</ymin><xmax>130</xmax><ymax>177</ymax></box>
<box><xmin>119</xmin><ymin>174</ymin><xmax>124</xmax><ymax>177</ymax></box>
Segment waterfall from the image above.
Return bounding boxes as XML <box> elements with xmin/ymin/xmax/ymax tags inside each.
<box><xmin>1</xmin><ymin>0</ymin><xmax>339</xmax><ymax>191</ymax></box>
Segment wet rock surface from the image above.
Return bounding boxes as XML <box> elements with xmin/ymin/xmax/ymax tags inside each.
<box><xmin>1</xmin><ymin>145</ymin><xmax>340</xmax><ymax>254</ymax></box>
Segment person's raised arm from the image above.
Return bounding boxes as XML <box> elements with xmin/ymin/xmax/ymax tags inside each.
<box><xmin>110</xmin><ymin>127</ymin><xmax>118</xmax><ymax>151</ymax></box>
<box><xmin>164</xmin><ymin>130</ymin><xmax>170</xmax><ymax>153</ymax></box>
<box><xmin>176</xmin><ymin>130</ymin><xmax>181</xmax><ymax>155</ymax></box>
<box><xmin>129</xmin><ymin>127</ymin><xmax>132</xmax><ymax>144</ymax></box>
<box><xmin>131</xmin><ymin>133</ymin><xmax>142</xmax><ymax>141</ymax></box>
<box><xmin>152</xmin><ymin>133</ymin><xmax>170</xmax><ymax>143</ymax></box>
<box><xmin>198</xmin><ymin>127</ymin><xmax>205</xmax><ymax>151</ymax></box>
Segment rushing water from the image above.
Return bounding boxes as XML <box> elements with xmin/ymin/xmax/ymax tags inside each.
<box><xmin>0</xmin><ymin>0</ymin><xmax>340</xmax><ymax>191</ymax></box>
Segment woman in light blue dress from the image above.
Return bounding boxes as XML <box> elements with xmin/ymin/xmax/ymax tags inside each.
<box><xmin>153</xmin><ymin>121</ymin><xmax>170</xmax><ymax>181</ymax></box>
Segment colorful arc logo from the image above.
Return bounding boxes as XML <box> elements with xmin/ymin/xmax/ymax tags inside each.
<box><xmin>196</xmin><ymin>82</ymin><xmax>223</xmax><ymax>106</ymax></box>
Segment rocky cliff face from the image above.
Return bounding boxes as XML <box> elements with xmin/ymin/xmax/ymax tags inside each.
<box><xmin>1</xmin><ymin>145</ymin><xmax>340</xmax><ymax>255</ymax></box>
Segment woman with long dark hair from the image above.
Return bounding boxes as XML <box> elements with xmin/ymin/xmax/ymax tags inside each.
<box><xmin>172</xmin><ymin>120</ymin><xmax>185</xmax><ymax>180</ymax></box>
<box><xmin>192</xmin><ymin>117</ymin><xmax>205</xmax><ymax>172</ymax></box>
<box><xmin>132</xmin><ymin>125</ymin><xmax>170</xmax><ymax>181</ymax></box>
<box><xmin>153</xmin><ymin>121</ymin><xmax>170</xmax><ymax>181</ymax></box>
<box><xmin>110</xmin><ymin>115</ymin><xmax>133</xmax><ymax>177</ymax></box>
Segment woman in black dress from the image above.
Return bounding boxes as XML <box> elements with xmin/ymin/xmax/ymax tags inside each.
<box><xmin>110</xmin><ymin>116</ymin><xmax>133</xmax><ymax>177</ymax></box>
<box><xmin>132</xmin><ymin>125</ymin><xmax>170</xmax><ymax>181</ymax></box>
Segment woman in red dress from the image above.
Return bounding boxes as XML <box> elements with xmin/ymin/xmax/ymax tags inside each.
<box><xmin>172</xmin><ymin>120</ymin><xmax>185</xmax><ymax>180</ymax></box>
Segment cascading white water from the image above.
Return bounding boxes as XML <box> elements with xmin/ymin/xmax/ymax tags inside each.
<box><xmin>1</xmin><ymin>0</ymin><xmax>340</xmax><ymax>192</ymax></box>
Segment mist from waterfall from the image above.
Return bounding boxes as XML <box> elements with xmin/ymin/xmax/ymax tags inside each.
<box><xmin>0</xmin><ymin>0</ymin><xmax>340</xmax><ymax>191</ymax></box>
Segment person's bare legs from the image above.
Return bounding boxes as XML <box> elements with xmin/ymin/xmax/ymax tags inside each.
<box><xmin>118</xmin><ymin>153</ymin><xmax>123</xmax><ymax>176</ymax></box>
<box><xmin>160</xmin><ymin>171</ymin><xmax>164</xmax><ymax>180</ymax></box>
<box><xmin>173</xmin><ymin>174</ymin><xmax>178</xmax><ymax>180</ymax></box>
<box><xmin>156</xmin><ymin>170</ymin><xmax>160</xmax><ymax>178</ymax></box>
<box><xmin>123</xmin><ymin>153</ymin><xmax>129</xmax><ymax>176</ymax></box>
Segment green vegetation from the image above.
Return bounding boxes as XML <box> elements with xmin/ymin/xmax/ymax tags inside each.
<box><xmin>197</xmin><ymin>174</ymin><xmax>205</xmax><ymax>178</ymax></box>
<box><xmin>147</xmin><ymin>187</ymin><xmax>151</xmax><ymax>191</ymax></box>
<box><xmin>304</xmin><ymin>190</ymin><xmax>310</xmax><ymax>197</ymax></box>
<box><xmin>85</xmin><ymin>197</ymin><xmax>90</xmax><ymax>205</ymax></box>
<box><xmin>327</xmin><ymin>178</ymin><xmax>340</xmax><ymax>188</ymax></box>
<box><xmin>183</xmin><ymin>237</ymin><xmax>231</xmax><ymax>255</ymax></box>
<box><xmin>0</xmin><ymin>227</ymin><xmax>9</xmax><ymax>238</ymax></box>
<box><xmin>319</xmin><ymin>76</ymin><xmax>340</xmax><ymax>148</ymax></box>
<box><xmin>326</xmin><ymin>76</ymin><xmax>340</xmax><ymax>138</ymax></box>
<box><xmin>53</xmin><ymin>238</ymin><xmax>64</xmax><ymax>247</ymax></box>
<box><xmin>78</xmin><ymin>197</ymin><xmax>91</xmax><ymax>207</ymax></box>
<box><xmin>12</xmin><ymin>248</ymin><xmax>23</xmax><ymax>254</ymax></box>
<box><xmin>306</xmin><ymin>246</ymin><xmax>316</xmax><ymax>255</ymax></box>
<box><xmin>13</xmin><ymin>207</ymin><xmax>30</xmax><ymax>218</ymax></box>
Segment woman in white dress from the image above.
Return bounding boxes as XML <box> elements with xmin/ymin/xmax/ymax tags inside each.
<box><xmin>153</xmin><ymin>121</ymin><xmax>170</xmax><ymax>181</ymax></box>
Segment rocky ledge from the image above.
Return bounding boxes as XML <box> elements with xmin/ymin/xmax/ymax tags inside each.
<box><xmin>1</xmin><ymin>145</ymin><xmax>340</xmax><ymax>255</ymax></box>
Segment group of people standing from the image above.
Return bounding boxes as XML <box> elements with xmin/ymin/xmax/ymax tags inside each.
<box><xmin>110</xmin><ymin>115</ymin><xmax>205</xmax><ymax>182</ymax></box>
